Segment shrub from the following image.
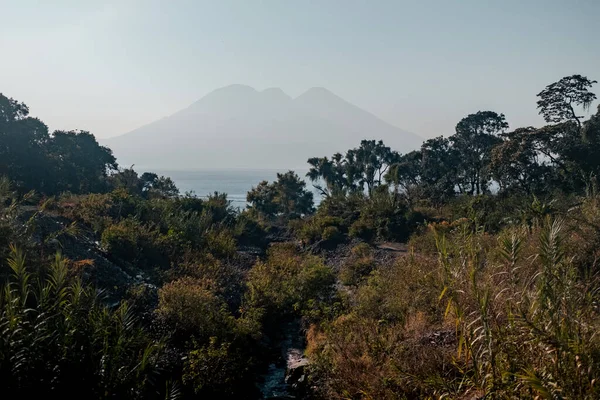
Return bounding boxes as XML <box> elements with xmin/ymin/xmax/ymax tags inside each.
<box><xmin>0</xmin><ymin>247</ymin><xmax>163</xmax><ymax>398</ymax></box>
<box><xmin>234</xmin><ymin>212</ymin><xmax>268</xmax><ymax>248</ymax></box>
<box><xmin>291</xmin><ymin>215</ymin><xmax>344</xmax><ymax>244</ymax></box>
<box><xmin>351</xmin><ymin>242</ymin><xmax>372</xmax><ymax>258</ymax></box>
<box><xmin>101</xmin><ymin>218</ymin><xmax>170</xmax><ymax>270</ymax></box>
<box><xmin>306</xmin><ymin>313</ymin><xmax>455</xmax><ymax>400</ymax></box>
<box><xmin>59</xmin><ymin>192</ymin><xmax>113</xmax><ymax>232</ymax></box>
<box><xmin>246</xmin><ymin>243</ymin><xmax>335</xmax><ymax>319</ymax></box>
<box><xmin>348</xmin><ymin>218</ymin><xmax>376</xmax><ymax>242</ymax></box>
<box><xmin>321</xmin><ymin>225</ymin><xmax>342</xmax><ymax>243</ymax></box>
<box><xmin>172</xmin><ymin>253</ymin><xmax>244</xmax><ymax>310</ymax></box>
<box><xmin>156</xmin><ymin>277</ymin><xmax>235</xmax><ymax>341</ymax></box>
<box><xmin>339</xmin><ymin>243</ymin><xmax>375</xmax><ymax>286</ymax></box>
<box><xmin>313</xmin><ymin>217</ymin><xmax>600</xmax><ymax>399</ymax></box>
<box><xmin>101</xmin><ymin>218</ymin><xmax>141</xmax><ymax>261</ymax></box>
<box><xmin>204</xmin><ymin>228</ymin><xmax>237</xmax><ymax>259</ymax></box>
<box><xmin>183</xmin><ymin>338</ymin><xmax>254</xmax><ymax>398</ymax></box>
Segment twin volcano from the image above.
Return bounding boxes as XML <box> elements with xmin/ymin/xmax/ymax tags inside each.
<box><xmin>105</xmin><ymin>85</ymin><xmax>422</xmax><ymax>170</ymax></box>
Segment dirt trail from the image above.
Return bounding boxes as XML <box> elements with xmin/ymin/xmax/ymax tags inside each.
<box><xmin>376</xmin><ymin>242</ymin><xmax>408</xmax><ymax>253</ymax></box>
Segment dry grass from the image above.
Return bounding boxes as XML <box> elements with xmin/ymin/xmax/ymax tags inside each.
<box><xmin>308</xmin><ymin>208</ymin><xmax>600</xmax><ymax>399</ymax></box>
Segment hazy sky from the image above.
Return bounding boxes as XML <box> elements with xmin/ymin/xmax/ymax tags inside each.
<box><xmin>1</xmin><ymin>0</ymin><xmax>598</xmax><ymax>139</ymax></box>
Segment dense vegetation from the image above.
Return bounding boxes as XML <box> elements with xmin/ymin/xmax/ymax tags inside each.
<box><xmin>1</xmin><ymin>74</ymin><xmax>599</xmax><ymax>399</ymax></box>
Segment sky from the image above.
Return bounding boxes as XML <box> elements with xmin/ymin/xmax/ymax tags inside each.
<box><xmin>0</xmin><ymin>0</ymin><xmax>598</xmax><ymax>140</ymax></box>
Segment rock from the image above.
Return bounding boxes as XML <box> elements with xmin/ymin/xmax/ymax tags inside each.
<box><xmin>285</xmin><ymin>348</ymin><xmax>309</xmax><ymax>392</ymax></box>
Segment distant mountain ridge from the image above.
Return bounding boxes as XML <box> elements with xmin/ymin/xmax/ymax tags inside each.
<box><xmin>104</xmin><ymin>85</ymin><xmax>423</xmax><ymax>170</ymax></box>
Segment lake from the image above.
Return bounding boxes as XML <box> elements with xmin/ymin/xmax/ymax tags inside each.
<box><xmin>153</xmin><ymin>169</ymin><xmax>321</xmax><ymax>208</ymax></box>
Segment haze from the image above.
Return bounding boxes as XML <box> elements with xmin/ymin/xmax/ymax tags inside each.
<box><xmin>1</xmin><ymin>0</ymin><xmax>598</xmax><ymax>142</ymax></box>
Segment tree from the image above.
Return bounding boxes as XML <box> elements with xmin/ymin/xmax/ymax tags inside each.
<box><xmin>247</xmin><ymin>171</ymin><xmax>314</xmax><ymax>221</ymax></box>
<box><xmin>385</xmin><ymin>151</ymin><xmax>421</xmax><ymax>192</ymax></box>
<box><xmin>537</xmin><ymin>75</ymin><xmax>597</xmax><ymax>128</ymax></box>
<box><xmin>274</xmin><ymin>171</ymin><xmax>314</xmax><ymax>217</ymax></box>
<box><xmin>0</xmin><ymin>93</ymin><xmax>51</xmax><ymax>192</ymax></box>
<box><xmin>347</xmin><ymin>140</ymin><xmax>399</xmax><ymax>196</ymax></box>
<box><xmin>451</xmin><ymin>111</ymin><xmax>508</xmax><ymax>195</ymax></box>
<box><xmin>490</xmin><ymin>127</ymin><xmax>553</xmax><ymax>194</ymax></box>
<box><xmin>308</xmin><ymin>140</ymin><xmax>399</xmax><ymax>198</ymax></box>
<box><xmin>246</xmin><ymin>180</ymin><xmax>278</xmax><ymax>218</ymax></box>
<box><xmin>420</xmin><ymin>136</ymin><xmax>460</xmax><ymax>203</ymax></box>
<box><xmin>140</xmin><ymin>172</ymin><xmax>179</xmax><ymax>199</ymax></box>
<box><xmin>307</xmin><ymin>155</ymin><xmax>343</xmax><ymax>197</ymax></box>
<box><xmin>49</xmin><ymin>130</ymin><xmax>117</xmax><ymax>193</ymax></box>
<box><xmin>1</xmin><ymin>93</ymin><xmax>121</xmax><ymax>195</ymax></box>
<box><xmin>110</xmin><ymin>166</ymin><xmax>143</xmax><ymax>194</ymax></box>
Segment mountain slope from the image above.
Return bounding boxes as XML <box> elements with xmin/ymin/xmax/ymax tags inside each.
<box><xmin>104</xmin><ymin>85</ymin><xmax>423</xmax><ymax>169</ymax></box>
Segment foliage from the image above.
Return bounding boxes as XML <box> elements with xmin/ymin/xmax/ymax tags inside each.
<box><xmin>156</xmin><ymin>277</ymin><xmax>236</xmax><ymax>341</ymax></box>
<box><xmin>247</xmin><ymin>170</ymin><xmax>314</xmax><ymax>221</ymax></box>
<box><xmin>537</xmin><ymin>74</ymin><xmax>597</xmax><ymax>127</ymax></box>
<box><xmin>1</xmin><ymin>93</ymin><xmax>181</xmax><ymax>199</ymax></box>
<box><xmin>101</xmin><ymin>218</ymin><xmax>170</xmax><ymax>270</ymax></box>
<box><xmin>338</xmin><ymin>243</ymin><xmax>375</xmax><ymax>286</ymax></box>
<box><xmin>110</xmin><ymin>168</ymin><xmax>180</xmax><ymax>199</ymax></box>
<box><xmin>183</xmin><ymin>337</ymin><xmax>253</xmax><ymax>398</ymax></box>
<box><xmin>452</xmin><ymin>111</ymin><xmax>508</xmax><ymax>195</ymax></box>
<box><xmin>0</xmin><ymin>247</ymin><xmax>164</xmax><ymax>398</ymax></box>
<box><xmin>0</xmin><ymin>94</ymin><xmax>118</xmax><ymax>195</ymax></box>
<box><xmin>307</xmin><ymin>139</ymin><xmax>399</xmax><ymax>197</ymax></box>
<box><xmin>2</xmin><ymin>75</ymin><xmax>600</xmax><ymax>399</ymax></box>
<box><xmin>245</xmin><ymin>243</ymin><xmax>335</xmax><ymax>319</ymax></box>
<box><xmin>309</xmin><ymin>213</ymin><xmax>600</xmax><ymax>399</ymax></box>
<box><xmin>348</xmin><ymin>186</ymin><xmax>421</xmax><ymax>242</ymax></box>
<box><xmin>290</xmin><ymin>215</ymin><xmax>344</xmax><ymax>244</ymax></box>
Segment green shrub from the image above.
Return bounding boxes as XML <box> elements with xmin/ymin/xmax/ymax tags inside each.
<box><xmin>101</xmin><ymin>218</ymin><xmax>170</xmax><ymax>269</ymax></box>
<box><xmin>339</xmin><ymin>243</ymin><xmax>375</xmax><ymax>286</ymax></box>
<box><xmin>246</xmin><ymin>243</ymin><xmax>335</xmax><ymax>318</ymax></box>
<box><xmin>156</xmin><ymin>277</ymin><xmax>235</xmax><ymax>341</ymax></box>
<box><xmin>183</xmin><ymin>338</ymin><xmax>253</xmax><ymax>398</ymax></box>
<box><xmin>205</xmin><ymin>228</ymin><xmax>237</xmax><ymax>259</ymax></box>
<box><xmin>291</xmin><ymin>215</ymin><xmax>344</xmax><ymax>244</ymax></box>
<box><xmin>234</xmin><ymin>211</ymin><xmax>268</xmax><ymax>247</ymax></box>
<box><xmin>172</xmin><ymin>253</ymin><xmax>245</xmax><ymax>311</ymax></box>
<box><xmin>339</xmin><ymin>257</ymin><xmax>373</xmax><ymax>286</ymax></box>
<box><xmin>0</xmin><ymin>247</ymin><xmax>163</xmax><ymax>398</ymax></box>
<box><xmin>101</xmin><ymin>218</ymin><xmax>141</xmax><ymax>261</ymax></box>
<box><xmin>348</xmin><ymin>218</ymin><xmax>376</xmax><ymax>242</ymax></box>
<box><xmin>322</xmin><ymin>225</ymin><xmax>342</xmax><ymax>243</ymax></box>
<box><xmin>351</xmin><ymin>242</ymin><xmax>372</xmax><ymax>258</ymax></box>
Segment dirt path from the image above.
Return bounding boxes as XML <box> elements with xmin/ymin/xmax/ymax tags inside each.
<box><xmin>376</xmin><ymin>242</ymin><xmax>408</xmax><ymax>253</ymax></box>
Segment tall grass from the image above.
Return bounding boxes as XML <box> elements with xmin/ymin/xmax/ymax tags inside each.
<box><xmin>309</xmin><ymin>213</ymin><xmax>600</xmax><ymax>399</ymax></box>
<box><xmin>0</xmin><ymin>246</ymin><xmax>164</xmax><ymax>398</ymax></box>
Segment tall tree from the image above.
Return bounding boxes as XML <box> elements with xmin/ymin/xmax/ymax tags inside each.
<box><xmin>0</xmin><ymin>93</ymin><xmax>51</xmax><ymax>192</ymax></box>
<box><xmin>537</xmin><ymin>74</ymin><xmax>597</xmax><ymax>128</ymax></box>
<box><xmin>420</xmin><ymin>136</ymin><xmax>459</xmax><ymax>203</ymax></box>
<box><xmin>247</xmin><ymin>171</ymin><xmax>314</xmax><ymax>221</ymax></box>
<box><xmin>49</xmin><ymin>130</ymin><xmax>117</xmax><ymax>193</ymax></box>
<box><xmin>385</xmin><ymin>150</ymin><xmax>422</xmax><ymax>195</ymax></box>
<box><xmin>451</xmin><ymin>111</ymin><xmax>508</xmax><ymax>195</ymax></box>
<box><xmin>307</xmin><ymin>155</ymin><xmax>344</xmax><ymax>197</ymax></box>
<box><xmin>140</xmin><ymin>172</ymin><xmax>180</xmax><ymax>199</ymax></box>
<box><xmin>347</xmin><ymin>140</ymin><xmax>399</xmax><ymax>195</ymax></box>
<box><xmin>490</xmin><ymin>127</ymin><xmax>553</xmax><ymax>194</ymax></box>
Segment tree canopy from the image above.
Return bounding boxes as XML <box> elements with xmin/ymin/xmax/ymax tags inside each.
<box><xmin>537</xmin><ymin>74</ymin><xmax>597</xmax><ymax>127</ymax></box>
<box><xmin>247</xmin><ymin>171</ymin><xmax>314</xmax><ymax>221</ymax></box>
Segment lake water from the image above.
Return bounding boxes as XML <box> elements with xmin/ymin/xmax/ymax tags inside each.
<box><xmin>153</xmin><ymin>169</ymin><xmax>321</xmax><ymax>208</ymax></box>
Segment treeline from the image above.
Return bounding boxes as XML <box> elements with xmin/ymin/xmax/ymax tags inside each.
<box><xmin>0</xmin><ymin>74</ymin><xmax>599</xmax><ymax>399</ymax></box>
<box><xmin>244</xmin><ymin>75</ymin><xmax>599</xmax><ymax>243</ymax></box>
<box><xmin>302</xmin><ymin>75</ymin><xmax>599</xmax><ymax>205</ymax></box>
<box><xmin>0</xmin><ymin>93</ymin><xmax>178</xmax><ymax>198</ymax></box>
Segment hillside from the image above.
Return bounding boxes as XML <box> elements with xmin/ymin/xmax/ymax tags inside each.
<box><xmin>104</xmin><ymin>85</ymin><xmax>422</xmax><ymax>169</ymax></box>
